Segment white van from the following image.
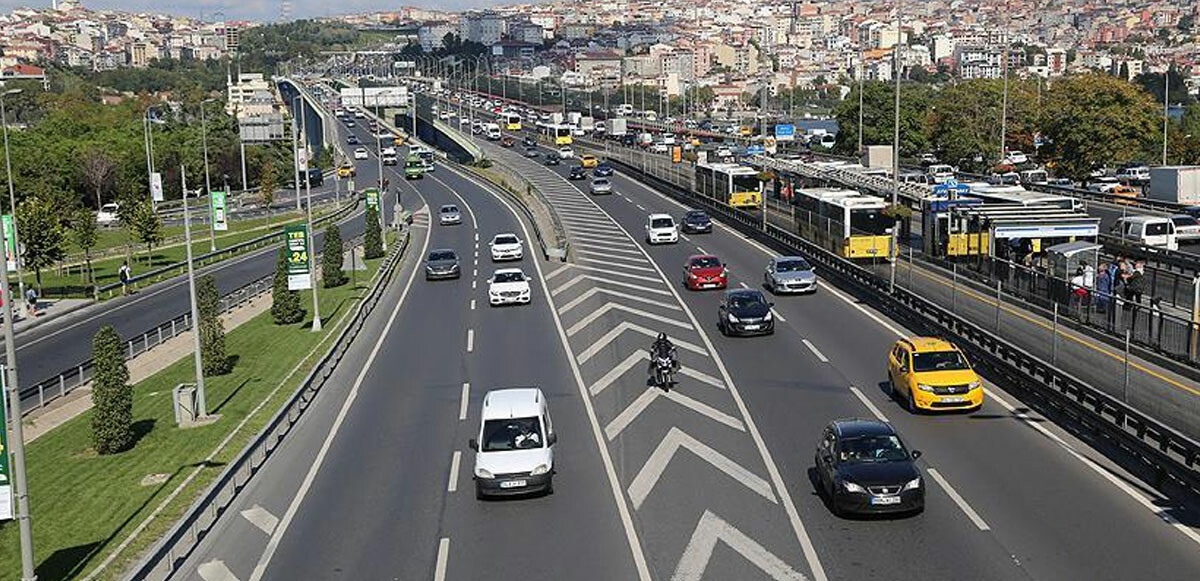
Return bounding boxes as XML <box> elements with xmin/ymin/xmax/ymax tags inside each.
<box><xmin>485</xmin><ymin>123</ymin><xmax>501</xmax><ymax>140</ymax></box>
<box><xmin>927</xmin><ymin>164</ymin><xmax>956</xmax><ymax>184</ymax></box>
<box><xmin>96</xmin><ymin>202</ymin><xmax>121</xmax><ymax>225</ymax></box>
<box><xmin>1111</xmin><ymin>216</ymin><xmax>1178</xmax><ymax>251</ymax></box>
<box><xmin>470</xmin><ymin>387</ymin><xmax>556</xmax><ymax>498</ymax></box>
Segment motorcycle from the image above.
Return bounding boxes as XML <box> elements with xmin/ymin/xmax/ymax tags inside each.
<box><xmin>650</xmin><ymin>353</ymin><xmax>676</xmax><ymax>390</ymax></box>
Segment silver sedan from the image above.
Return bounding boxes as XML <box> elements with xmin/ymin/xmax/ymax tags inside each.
<box><xmin>764</xmin><ymin>256</ymin><xmax>817</xmax><ymax>294</ymax></box>
<box><xmin>590</xmin><ymin>178</ymin><xmax>613</xmax><ymax>195</ymax></box>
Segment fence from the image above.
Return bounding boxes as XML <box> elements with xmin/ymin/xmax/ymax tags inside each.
<box><xmin>605</xmin><ymin>154</ymin><xmax>1200</xmax><ymax>502</ymax></box>
<box><xmin>122</xmin><ymin>228</ymin><xmax>410</xmax><ymax>581</ymax></box>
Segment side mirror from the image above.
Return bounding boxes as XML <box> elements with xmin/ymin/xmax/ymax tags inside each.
<box><xmin>524</xmin><ymin>275</ymin><xmax>533</xmax><ymax>282</ymax></box>
<box><xmin>469</xmin><ymin>439</ymin><xmax>478</xmax><ymax>451</ymax></box>
<box><xmin>911</xmin><ymin>450</ymin><xmax>922</xmax><ymax>460</ymax></box>
<box><xmin>768</xmin><ymin>302</ymin><xmax>775</xmax><ymax>308</ymax></box>
<box><xmin>547</xmin><ymin>433</ymin><xmax>558</xmax><ymax>446</ymax></box>
<box><xmin>486</xmin><ymin>278</ymin><xmax>494</xmax><ymax>284</ymax></box>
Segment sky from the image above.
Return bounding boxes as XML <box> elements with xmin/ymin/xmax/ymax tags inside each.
<box><xmin>0</xmin><ymin>0</ymin><xmax>511</xmax><ymax>23</ymax></box>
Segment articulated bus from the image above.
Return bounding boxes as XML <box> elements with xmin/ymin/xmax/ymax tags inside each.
<box><xmin>547</xmin><ymin>123</ymin><xmax>573</xmax><ymax>146</ymax></box>
<box><xmin>961</xmin><ymin>183</ymin><xmax>1084</xmax><ymax>211</ymax></box>
<box><xmin>696</xmin><ymin>162</ymin><xmax>762</xmax><ymax>209</ymax></box>
<box><xmin>503</xmin><ymin>111</ymin><xmax>522</xmax><ymax>131</ymax></box>
<box><xmin>941</xmin><ymin>204</ymin><xmax>1100</xmax><ymax>258</ymax></box>
<box><xmin>794</xmin><ymin>188</ymin><xmax>894</xmax><ymax>259</ymax></box>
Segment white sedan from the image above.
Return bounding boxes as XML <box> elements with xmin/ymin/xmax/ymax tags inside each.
<box><xmin>353</xmin><ymin>147</ymin><xmax>369</xmax><ymax>160</ymax></box>
<box><xmin>488</xmin><ymin>268</ymin><xmax>533</xmax><ymax>306</ymax></box>
<box><xmin>489</xmin><ymin>233</ymin><xmax>524</xmax><ymax>262</ymax></box>
<box><xmin>558</xmin><ymin>147</ymin><xmax>575</xmax><ymax>159</ymax></box>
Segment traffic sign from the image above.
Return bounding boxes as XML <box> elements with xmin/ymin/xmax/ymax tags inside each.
<box><xmin>210</xmin><ymin>191</ymin><xmax>228</xmax><ymax>231</ymax></box>
<box><xmin>746</xmin><ymin>145</ymin><xmax>765</xmax><ymax>155</ymax></box>
<box><xmin>774</xmin><ymin>124</ymin><xmax>796</xmax><ymax>142</ymax></box>
<box><xmin>284</xmin><ymin>225</ymin><xmax>311</xmax><ymax>290</ymax></box>
<box><xmin>0</xmin><ymin>365</ymin><xmax>13</xmax><ymax>520</ymax></box>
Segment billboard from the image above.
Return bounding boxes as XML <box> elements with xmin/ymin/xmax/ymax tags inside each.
<box><xmin>284</xmin><ymin>225</ymin><xmax>311</xmax><ymax>290</ymax></box>
<box><xmin>150</xmin><ymin>172</ymin><xmax>164</xmax><ymax>202</ymax></box>
<box><xmin>774</xmin><ymin>124</ymin><xmax>796</xmax><ymax>142</ymax></box>
<box><xmin>210</xmin><ymin>191</ymin><xmax>228</xmax><ymax>231</ymax></box>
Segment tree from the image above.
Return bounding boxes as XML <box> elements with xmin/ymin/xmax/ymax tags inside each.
<box><xmin>91</xmin><ymin>325</ymin><xmax>132</xmax><ymax>454</ymax></box>
<box><xmin>321</xmin><ymin>223</ymin><xmax>345</xmax><ymax>288</ymax></box>
<box><xmin>196</xmin><ymin>274</ymin><xmax>230</xmax><ymax>375</ymax></box>
<box><xmin>79</xmin><ymin>148</ymin><xmax>117</xmax><ymax>209</ymax></box>
<box><xmin>127</xmin><ymin>199</ymin><xmax>164</xmax><ymax>263</ymax></box>
<box><xmin>926</xmin><ymin>79</ymin><xmax>1040</xmax><ymax>172</ymax></box>
<box><xmin>17</xmin><ymin>195</ymin><xmax>65</xmax><ymax>290</ymax></box>
<box><xmin>1041</xmin><ymin>74</ymin><xmax>1159</xmax><ymax>180</ymax></box>
<box><xmin>832</xmin><ymin>81</ymin><xmax>934</xmax><ymax>157</ymax></box>
<box><xmin>363</xmin><ymin>205</ymin><xmax>383</xmax><ymax>259</ymax></box>
<box><xmin>69</xmin><ymin>206</ymin><xmax>99</xmax><ymax>286</ymax></box>
<box><xmin>259</xmin><ymin>160</ymin><xmax>279</xmax><ymax>223</ymax></box>
<box><xmin>271</xmin><ymin>248</ymin><xmax>304</xmax><ymax>324</ymax></box>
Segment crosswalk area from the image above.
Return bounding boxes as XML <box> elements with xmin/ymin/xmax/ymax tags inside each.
<box><xmin>480</xmin><ymin>140</ymin><xmax>818</xmax><ymax>581</ymax></box>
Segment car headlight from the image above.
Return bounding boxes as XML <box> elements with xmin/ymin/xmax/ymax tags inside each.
<box><xmin>764</xmin><ymin>310</ymin><xmax>772</xmax><ymax>321</ymax></box>
<box><xmin>475</xmin><ymin>467</ymin><xmax>493</xmax><ymax>479</ymax></box>
<box><xmin>531</xmin><ymin>464</ymin><xmax>550</xmax><ymax>476</ymax></box>
<box><xmin>842</xmin><ymin>480</ymin><xmax>865</xmax><ymax>493</ymax></box>
<box><xmin>968</xmin><ymin>380</ymin><xmax>982</xmax><ymax>390</ymax></box>
<box><xmin>727</xmin><ymin>313</ymin><xmax>739</xmax><ymax>323</ymax></box>
<box><xmin>903</xmin><ymin>477</ymin><xmax>922</xmax><ymax>491</ymax></box>
<box><xmin>917</xmin><ymin>384</ymin><xmax>935</xmax><ymax>392</ymax></box>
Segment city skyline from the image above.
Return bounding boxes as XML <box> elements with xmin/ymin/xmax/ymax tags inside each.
<box><xmin>0</xmin><ymin>0</ymin><xmax>518</xmax><ymax>22</ymax></box>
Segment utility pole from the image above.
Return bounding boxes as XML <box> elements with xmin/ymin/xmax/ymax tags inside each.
<box><xmin>890</xmin><ymin>0</ymin><xmax>902</xmax><ymax>293</ymax></box>
<box><xmin>0</xmin><ymin>149</ymin><xmax>34</xmax><ymax>579</ymax></box>
<box><xmin>858</xmin><ymin>48</ymin><xmax>864</xmax><ymax>155</ymax></box>
<box><xmin>180</xmin><ymin>166</ymin><xmax>208</xmax><ymax>418</ymax></box>
<box><xmin>292</xmin><ymin>96</ymin><xmax>302</xmax><ymax>213</ymax></box>
<box><xmin>1163</xmin><ymin>68</ymin><xmax>1170</xmax><ymax>166</ymax></box>
<box><xmin>305</xmin><ymin>162</ymin><xmax>321</xmax><ymax>333</ymax></box>
<box><xmin>200</xmin><ymin>100</ymin><xmax>216</xmax><ymax>252</ymax></box>
<box><xmin>1000</xmin><ymin>3</ymin><xmax>1011</xmax><ymax>164</ymax></box>
<box><xmin>0</xmin><ymin>89</ymin><xmax>25</xmax><ymax>306</ymax></box>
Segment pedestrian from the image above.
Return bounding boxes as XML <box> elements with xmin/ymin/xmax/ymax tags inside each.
<box><xmin>118</xmin><ymin>261</ymin><xmax>132</xmax><ymax>296</ymax></box>
<box><xmin>1095</xmin><ymin>263</ymin><xmax>1112</xmax><ymax>313</ymax></box>
<box><xmin>23</xmin><ymin>286</ymin><xmax>36</xmax><ymax>317</ymax></box>
<box><xmin>1124</xmin><ymin>260</ymin><xmax>1145</xmax><ymax>308</ymax></box>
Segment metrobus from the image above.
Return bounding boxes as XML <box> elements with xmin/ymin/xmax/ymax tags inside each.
<box><xmin>695</xmin><ymin>162</ymin><xmax>762</xmax><ymax>209</ymax></box>
<box><xmin>547</xmin><ymin>123</ymin><xmax>573</xmax><ymax>146</ymax></box>
<box><xmin>941</xmin><ymin>204</ymin><xmax>1100</xmax><ymax>257</ymax></box>
<box><xmin>961</xmin><ymin>183</ymin><xmax>1083</xmax><ymax>211</ymax></box>
<box><xmin>503</xmin><ymin>112</ymin><xmax>522</xmax><ymax>131</ymax></box>
<box><xmin>793</xmin><ymin>188</ymin><xmax>894</xmax><ymax>259</ymax></box>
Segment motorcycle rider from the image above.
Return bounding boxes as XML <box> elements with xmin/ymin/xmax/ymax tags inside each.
<box><xmin>649</xmin><ymin>332</ymin><xmax>679</xmax><ymax>387</ymax></box>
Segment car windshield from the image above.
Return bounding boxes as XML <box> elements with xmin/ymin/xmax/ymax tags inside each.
<box><xmin>839</xmin><ymin>434</ymin><xmax>908</xmax><ymax>463</ymax></box>
<box><xmin>687</xmin><ymin>212</ymin><xmax>709</xmax><ymax>222</ymax></box>
<box><xmin>593</xmin><ymin>179</ymin><xmax>609</xmax><ymax>186</ymax></box>
<box><xmin>912</xmin><ymin>350</ymin><xmax>970</xmax><ymax>372</ymax></box>
<box><xmin>481</xmin><ymin>417</ymin><xmax>543</xmax><ymax>452</ymax></box>
<box><xmin>776</xmin><ymin>259</ymin><xmax>811</xmax><ymax>273</ymax></box>
<box><xmin>651</xmin><ymin>218</ymin><xmax>674</xmax><ymax>229</ymax></box>
<box><xmin>441</xmin><ymin>206</ymin><xmax>458</xmax><ymax>214</ymax></box>
<box><xmin>1172</xmin><ymin>216</ymin><xmax>1198</xmax><ymax>227</ymax></box>
<box><xmin>494</xmin><ymin>235</ymin><xmax>519</xmax><ymax>245</ymax></box>
<box><xmin>728</xmin><ymin>293</ymin><xmax>765</xmax><ymax>309</ymax></box>
<box><xmin>493</xmin><ymin>271</ymin><xmax>525</xmax><ymax>283</ymax></box>
<box><xmin>429</xmin><ymin>251</ymin><xmax>456</xmax><ymax>261</ymax></box>
<box><xmin>691</xmin><ymin>257</ymin><xmax>721</xmax><ymax>269</ymax></box>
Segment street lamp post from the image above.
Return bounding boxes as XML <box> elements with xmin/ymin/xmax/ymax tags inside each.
<box><xmin>199</xmin><ymin>99</ymin><xmax>217</xmax><ymax>252</ymax></box>
<box><xmin>1163</xmin><ymin>68</ymin><xmax>1170</xmax><ymax>166</ymax></box>
<box><xmin>890</xmin><ymin>1</ymin><xmax>903</xmax><ymax>293</ymax></box>
<box><xmin>0</xmin><ymin>88</ymin><xmax>26</xmax><ymax>307</ymax></box>
<box><xmin>180</xmin><ymin>165</ymin><xmax>208</xmax><ymax>418</ymax></box>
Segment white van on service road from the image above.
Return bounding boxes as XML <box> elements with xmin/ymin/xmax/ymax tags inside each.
<box><xmin>485</xmin><ymin>123</ymin><xmax>501</xmax><ymax>140</ymax></box>
<box><xmin>470</xmin><ymin>387</ymin><xmax>556</xmax><ymax>499</ymax></box>
<box><xmin>1111</xmin><ymin>216</ymin><xmax>1179</xmax><ymax>251</ymax></box>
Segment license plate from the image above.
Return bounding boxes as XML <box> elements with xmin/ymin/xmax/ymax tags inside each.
<box><xmin>942</xmin><ymin>396</ymin><xmax>965</xmax><ymax>403</ymax></box>
<box><xmin>743</xmin><ymin>324</ymin><xmax>760</xmax><ymax>330</ymax></box>
<box><xmin>500</xmin><ymin>480</ymin><xmax>527</xmax><ymax>489</ymax></box>
<box><xmin>871</xmin><ymin>496</ymin><xmax>901</xmax><ymax>505</ymax></box>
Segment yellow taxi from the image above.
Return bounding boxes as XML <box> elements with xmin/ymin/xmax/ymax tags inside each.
<box><xmin>579</xmin><ymin>154</ymin><xmax>599</xmax><ymax>168</ymax></box>
<box><xmin>886</xmin><ymin>337</ymin><xmax>983</xmax><ymax>412</ymax></box>
<box><xmin>337</xmin><ymin>163</ymin><xmax>356</xmax><ymax>179</ymax></box>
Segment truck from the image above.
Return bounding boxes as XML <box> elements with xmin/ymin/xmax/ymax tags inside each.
<box><xmin>567</xmin><ymin>111</ymin><xmax>582</xmax><ymax>126</ymax></box>
<box><xmin>609</xmin><ymin>118</ymin><xmax>628</xmax><ymax>137</ymax></box>
<box><xmin>551</xmin><ymin>112</ymin><xmax>564</xmax><ymax>125</ymax></box>
<box><xmin>1147</xmin><ymin>166</ymin><xmax>1200</xmax><ymax>205</ymax></box>
<box><xmin>580</xmin><ymin>116</ymin><xmax>595</xmax><ymax>133</ymax></box>
<box><xmin>861</xmin><ymin>145</ymin><xmax>894</xmax><ymax>170</ymax></box>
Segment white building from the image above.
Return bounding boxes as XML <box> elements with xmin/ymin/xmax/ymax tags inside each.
<box><xmin>226</xmin><ymin>72</ymin><xmax>275</xmax><ymax>118</ymax></box>
<box><xmin>460</xmin><ymin>12</ymin><xmax>505</xmax><ymax>46</ymax></box>
<box><xmin>418</xmin><ymin>21</ymin><xmax>457</xmax><ymax>52</ymax></box>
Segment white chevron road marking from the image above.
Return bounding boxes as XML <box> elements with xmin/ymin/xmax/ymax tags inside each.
<box><xmin>605</xmin><ymin>387</ymin><xmax>745</xmax><ymax>440</ymax></box>
<box><xmin>627</xmin><ymin>427</ymin><xmax>777</xmax><ymax>509</ymax></box>
<box><xmin>672</xmin><ymin>511</ymin><xmax>807</xmax><ymax>581</ymax></box>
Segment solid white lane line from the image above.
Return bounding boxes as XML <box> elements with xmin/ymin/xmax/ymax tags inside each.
<box><xmin>801</xmin><ymin>339</ymin><xmax>828</xmax><ymax>363</ymax></box>
<box><xmin>448</xmin><ymin>451</ymin><xmax>462</xmax><ymax>493</ymax></box>
<box><xmin>248</xmin><ymin>192</ymin><xmax>433</xmax><ymax>581</ymax></box>
<box><xmin>434</xmin><ymin>538</ymin><xmax>450</xmax><ymax>581</ymax></box>
<box><xmin>849</xmin><ymin>386</ymin><xmax>889</xmax><ymax>423</ymax></box>
<box><xmin>459</xmin><ymin>382</ymin><xmax>469</xmax><ymax>420</ymax></box>
<box><xmin>927</xmin><ymin>468</ymin><xmax>991</xmax><ymax>531</ymax></box>
<box><xmin>466</xmin><ymin>329</ymin><xmax>474</xmax><ymax>352</ymax></box>
<box><xmin>459</xmin><ymin>165</ymin><xmax>652</xmax><ymax>580</ymax></box>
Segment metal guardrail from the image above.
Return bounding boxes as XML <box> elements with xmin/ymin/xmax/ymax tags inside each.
<box><xmin>94</xmin><ymin>199</ymin><xmax>359</xmax><ymax>299</ymax></box>
<box><xmin>123</xmin><ymin>229</ymin><xmax>411</xmax><ymax>581</ymax></box>
<box><xmin>607</xmin><ymin>155</ymin><xmax>1200</xmax><ymax>499</ymax></box>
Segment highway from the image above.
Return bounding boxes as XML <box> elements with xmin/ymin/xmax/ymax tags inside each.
<box><xmin>162</xmin><ymin>115</ymin><xmax>1200</xmax><ymax>581</ymax></box>
<box><xmin>12</xmin><ymin>120</ymin><xmax>398</xmax><ymax>413</ymax></box>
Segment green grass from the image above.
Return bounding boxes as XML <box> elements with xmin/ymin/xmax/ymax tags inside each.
<box><xmin>82</xmin><ymin>210</ymin><xmax>308</xmax><ymax>258</ymax></box>
<box><xmin>0</xmin><ymin>240</ymin><xmax>395</xmax><ymax>580</ymax></box>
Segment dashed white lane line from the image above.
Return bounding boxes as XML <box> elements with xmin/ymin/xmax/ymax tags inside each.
<box><xmin>240</xmin><ymin>505</ymin><xmax>279</xmax><ymax>536</ymax></box>
<box><xmin>472</xmin><ymin>280</ymin><xmax>477</xmax><ymax>290</ymax></box>
<box><xmin>927</xmin><ymin>468</ymin><xmax>991</xmax><ymax>531</ymax></box>
<box><xmin>695</xmin><ymin>246</ymin><xmax>707</xmax><ymax>254</ymax></box>
<box><xmin>473</xmin><ymin>268</ymin><xmax>478</xmax><ymax>277</ymax></box>
<box><xmin>801</xmin><ymin>339</ymin><xmax>828</xmax><ymax>363</ymax></box>
<box><xmin>434</xmin><ymin>538</ymin><xmax>451</xmax><ymax>581</ymax></box>
<box><xmin>470</xmin><ymin>299</ymin><xmax>476</xmax><ymax>310</ymax></box>
<box><xmin>448</xmin><ymin>451</ymin><xmax>462</xmax><ymax>493</ymax></box>
<box><xmin>848</xmin><ymin>386</ymin><xmax>889</xmax><ymax>423</ymax></box>
<box><xmin>636</xmin><ymin>203</ymin><xmax>646</xmax><ymax>210</ymax></box>
<box><xmin>466</xmin><ymin>329</ymin><xmax>474</xmax><ymax>352</ymax></box>
<box><xmin>680</xmin><ymin>233</ymin><xmax>691</xmax><ymax>242</ymax></box>
<box><xmin>459</xmin><ymin>382</ymin><xmax>470</xmax><ymax>420</ymax></box>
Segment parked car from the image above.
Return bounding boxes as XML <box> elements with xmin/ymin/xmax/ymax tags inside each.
<box><xmin>96</xmin><ymin>202</ymin><xmax>121</xmax><ymax>225</ymax></box>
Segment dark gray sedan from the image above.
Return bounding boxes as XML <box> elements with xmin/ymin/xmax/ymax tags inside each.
<box><xmin>764</xmin><ymin>256</ymin><xmax>817</xmax><ymax>294</ymax></box>
<box><xmin>425</xmin><ymin>249</ymin><xmax>461</xmax><ymax>280</ymax></box>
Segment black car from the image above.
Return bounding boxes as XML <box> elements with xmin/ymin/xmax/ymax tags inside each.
<box><xmin>523</xmin><ymin>136</ymin><xmax>537</xmax><ymax>147</ymax></box>
<box><xmin>524</xmin><ymin>146</ymin><xmax>540</xmax><ymax>158</ymax></box>
<box><xmin>621</xmin><ymin>134</ymin><xmax>637</xmax><ymax>146</ymax></box>
<box><xmin>424</xmin><ymin>249</ymin><xmax>461</xmax><ymax>280</ymax></box>
<box><xmin>814</xmin><ymin>419</ymin><xmax>924</xmax><ymax>517</ymax></box>
<box><xmin>718</xmin><ymin>289</ymin><xmax>774</xmax><ymax>336</ymax></box>
<box><xmin>346</xmin><ymin>135</ymin><xmax>360</xmax><ymax>145</ymax></box>
<box><xmin>681</xmin><ymin>209</ymin><xmax>712</xmax><ymax>234</ymax></box>
<box><xmin>544</xmin><ymin>154</ymin><xmax>561</xmax><ymax>166</ymax></box>
<box><xmin>594</xmin><ymin>163</ymin><xmax>614</xmax><ymax>177</ymax></box>
<box><xmin>568</xmin><ymin>166</ymin><xmax>588</xmax><ymax>180</ymax></box>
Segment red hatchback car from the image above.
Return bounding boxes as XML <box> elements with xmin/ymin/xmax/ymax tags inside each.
<box><xmin>683</xmin><ymin>255</ymin><xmax>728</xmax><ymax>290</ymax></box>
